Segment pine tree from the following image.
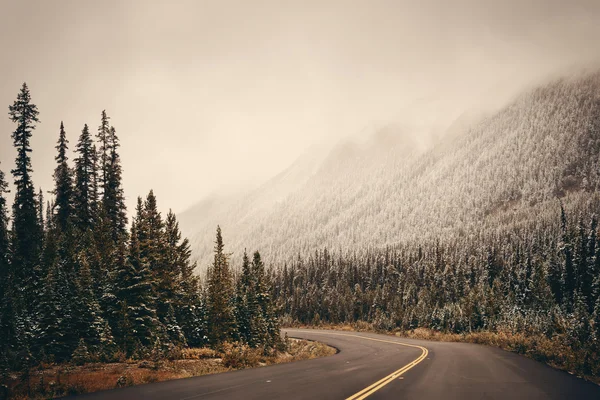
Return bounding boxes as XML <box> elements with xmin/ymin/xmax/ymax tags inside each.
<box><xmin>53</xmin><ymin>122</ymin><xmax>74</xmax><ymax>231</ymax></box>
<box><xmin>139</xmin><ymin>190</ymin><xmax>164</xmax><ymax>265</ymax></box>
<box><xmin>235</xmin><ymin>250</ymin><xmax>255</xmax><ymax>345</ymax></box>
<box><xmin>9</xmin><ymin>83</ymin><xmax>42</xmax><ymax>308</ymax></box>
<box><xmin>96</xmin><ymin>112</ymin><xmax>126</xmax><ymax>244</ymax></box>
<box><xmin>136</xmin><ymin>191</ymin><xmax>184</xmax><ymax>345</ymax></box>
<box><xmin>103</xmin><ymin>126</ymin><xmax>127</xmax><ymax>242</ymax></box>
<box><xmin>97</xmin><ymin>110</ymin><xmax>111</xmax><ymax>192</ymax></box>
<box><xmin>252</xmin><ymin>251</ymin><xmax>280</xmax><ymax>348</ymax></box>
<box><xmin>74</xmin><ymin>124</ymin><xmax>97</xmax><ymax>232</ymax></box>
<box><xmin>91</xmin><ymin>144</ymin><xmax>100</xmax><ymax>216</ymax></box>
<box><xmin>165</xmin><ymin>210</ymin><xmax>202</xmax><ymax>346</ymax></box>
<box><xmin>74</xmin><ymin>254</ymin><xmax>114</xmax><ymax>356</ymax></box>
<box><xmin>115</xmin><ymin>207</ymin><xmax>160</xmax><ymax>355</ymax></box>
<box><xmin>206</xmin><ymin>226</ymin><xmax>236</xmax><ymax>346</ymax></box>
<box><xmin>38</xmin><ymin>246</ymin><xmax>76</xmax><ymax>362</ymax></box>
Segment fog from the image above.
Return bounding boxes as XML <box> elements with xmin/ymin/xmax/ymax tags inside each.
<box><xmin>1</xmin><ymin>0</ymin><xmax>599</xmax><ymax>215</ymax></box>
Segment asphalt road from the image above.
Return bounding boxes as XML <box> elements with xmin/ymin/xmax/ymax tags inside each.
<box><xmin>71</xmin><ymin>329</ymin><xmax>600</xmax><ymax>400</ymax></box>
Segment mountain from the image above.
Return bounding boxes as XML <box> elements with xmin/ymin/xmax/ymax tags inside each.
<box><xmin>180</xmin><ymin>71</ymin><xmax>600</xmax><ymax>270</ymax></box>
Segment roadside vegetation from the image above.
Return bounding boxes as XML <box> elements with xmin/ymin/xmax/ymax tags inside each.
<box><xmin>0</xmin><ymin>85</ymin><xmax>331</xmax><ymax>399</ymax></box>
<box><xmin>286</xmin><ymin>321</ymin><xmax>600</xmax><ymax>386</ymax></box>
<box><xmin>2</xmin><ymin>338</ymin><xmax>336</xmax><ymax>399</ymax></box>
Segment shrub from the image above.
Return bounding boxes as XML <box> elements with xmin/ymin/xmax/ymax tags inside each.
<box><xmin>182</xmin><ymin>348</ymin><xmax>220</xmax><ymax>360</ymax></box>
<box><xmin>72</xmin><ymin>339</ymin><xmax>91</xmax><ymax>366</ymax></box>
<box><xmin>221</xmin><ymin>343</ymin><xmax>262</xmax><ymax>369</ymax></box>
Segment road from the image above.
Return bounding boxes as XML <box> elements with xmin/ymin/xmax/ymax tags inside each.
<box><xmin>71</xmin><ymin>329</ymin><xmax>600</xmax><ymax>399</ymax></box>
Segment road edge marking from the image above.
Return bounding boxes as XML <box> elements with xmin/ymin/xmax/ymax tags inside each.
<box><xmin>286</xmin><ymin>330</ymin><xmax>428</xmax><ymax>400</ymax></box>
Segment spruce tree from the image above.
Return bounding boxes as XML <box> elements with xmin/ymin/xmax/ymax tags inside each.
<box><xmin>103</xmin><ymin>126</ymin><xmax>127</xmax><ymax>242</ymax></box>
<box><xmin>115</xmin><ymin>202</ymin><xmax>160</xmax><ymax>355</ymax></box>
<box><xmin>136</xmin><ymin>191</ymin><xmax>184</xmax><ymax>345</ymax></box>
<box><xmin>38</xmin><ymin>239</ymin><xmax>76</xmax><ymax>362</ymax></box>
<box><xmin>139</xmin><ymin>190</ymin><xmax>164</xmax><ymax>266</ymax></box>
<box><xmin>235</xmin><ymin>250</ymin><xmax>255</xmax><ymax>345</ymax></box>
<box><xmin>9</xmin><ymin>82</ymin><xmax>42</xmax><ymax>303</ymax></box>
<box><xmin>74</xmin><ymin>255</ymin><xmax>114</xmax><ymax>356</ymax></box>
<box><xmin>74</xmin><ymin>124</ymin><xmax>97</xmax><ymax>232</ymax></box>
<box><xmin>97</xmin><ymin>110</ymin><xmax>110</xmax><ymax>192</ymax></box>
<box><xmin>165</xmin><ymin>210</ymin><xmax>201</xmax><ymax>346</ymax></box>
<box><xmin>53</xmin><ymin>122</ymin><xmax>74</xmax><ymax>231</ymax></box>
<box><xmin>206</xmin><ymin>226</ymin><xmax>236</xmax><ymax>346</ymax></box>
<box><xmin>253</xmin><ymin>251</ymin><xmax>280</xmax><ymax>348</ymax></box>
<box><xmin>91</xmin><ymin>143</ymin><xmax>100</xmax><ymax>216</ymax></box>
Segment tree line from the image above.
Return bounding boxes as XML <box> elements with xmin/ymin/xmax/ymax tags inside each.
<box><xmin>272</xmin><ymin>202</ymin><xmax>600</xmax><ymax>372</ymax></box>
<box><xmin>0</xmin><ymin>83</ymin><xmax>280</xmax><ymax>375</ymax></box>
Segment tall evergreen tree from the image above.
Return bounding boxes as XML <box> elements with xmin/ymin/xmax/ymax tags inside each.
<box><xmin>53</xmin><ymin>122</ymin><xmax>74</xmax><ymax>231</ymax></box>
<box><xmin>138</xmin><ymin>192</ymin><xmax>184</xmax><ymax>345</ymax></box>
<box><xmin>206</xmin><ymin>226</ymin><xmax>236</xmax><ymax>346</ymax></box>
<box><xmin>8</xmin><ymin>82</ymin><xmax>42</xmax><ymax>300</ymax></box>
<box><xmin>116</xmin><ymin>217</ymin><xmax>160</xmax><ymax>355</ymax></box>
<box><xmin>103</xmin><ymin>126</ymin><xmax>127</xmax><ymax>241</ymax></box>
<box><xmin>74</xmin><ymin>255</ymin><xmax>114</xmax><ymax>356</ymax></box>
<box><xmin>37</xmin><ymin>234</ymin><xmax>76</xmax><ymax>362</ymax></box>
<box><xmin>165</xmin><ymin>210</ymin><xmax>201</xmax><ymax>346</ymax></box>
<box><xmin>138</xmin><ymin>191</ymin><xmax>166</xmax><ymax>292</ymax></box>
<box><xmin>97</xmin><ymin>110</ymin><xmax>110</xmax><ymax>192</ymax></box>
<box><xmin>74</xmin><ymin>124</ymin><xmax>97</xmax><ymax>232</ymax></box>
<box><xmin>235</xmin><ymin>250</ymin><xmax>256</xmax><ymax>345</ymax></box>
<box><xmin>252</xmin><ymin>251</ymin><xmax>280</xmax><ymax>348</ymax></box>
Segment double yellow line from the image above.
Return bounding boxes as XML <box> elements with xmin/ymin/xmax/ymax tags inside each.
<box><xmin>287</xmin><ymin>330</ymin><xmax>428</xmax><ymax>400</ymax></box>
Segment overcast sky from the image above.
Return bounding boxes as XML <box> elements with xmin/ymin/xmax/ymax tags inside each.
<box><xmin>1</xmin><ymin>0</ymin><xmax>599</xmax><ymax>216</ymax></box>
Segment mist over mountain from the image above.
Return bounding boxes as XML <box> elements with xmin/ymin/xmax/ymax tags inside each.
<box><xmin>180</xmin><ymin>71</ymin><xmax>600</xmax><ymax>270</ymax></box>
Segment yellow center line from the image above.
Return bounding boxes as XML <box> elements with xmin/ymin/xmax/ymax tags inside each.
<box><xmin>285</xmin><ymin>330</ymin><xmax>429</xmax><ymax>400</ymax></box>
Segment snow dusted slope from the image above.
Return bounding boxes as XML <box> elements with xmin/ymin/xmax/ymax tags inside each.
<box><xmin>181</xmin><ymin>72</ymin><xmax>600</xmax><ymax>269</ymax></box>
<box><xmin>178</xmin><ymin>143</ymin><xmax>332</xmax><ymax>266</ymax></box>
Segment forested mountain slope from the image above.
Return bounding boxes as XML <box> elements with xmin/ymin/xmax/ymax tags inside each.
<box><xmin>180</xmin><ymin>72</ymin><xmax>600</xmax><ymax>268</ymax></box>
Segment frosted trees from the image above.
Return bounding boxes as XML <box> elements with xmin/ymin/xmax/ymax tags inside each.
<box><xmin>236</xmin><ymin>251</ymin><xmax>280</xmax><ymax>348</ymax></box>
<box><xmin>206</xmin><ymin>226</ymin><xmax>236</xmax><ymax>346</ymax></box>
<box><xmin>116</xmin><ymin>213</ymin><xmax>160</xmax><ymax>355</ymax></box>
<box><xmin>74</xmin><ymin>124</ymin><xmax>97</xmax><ymax>232</ymax></box>
<box><xmin>9</xmin><ymin>83</ymin><xmax>42</xmax><ymax>340</ymax></box>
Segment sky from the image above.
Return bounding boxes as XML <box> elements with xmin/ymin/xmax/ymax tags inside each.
<box><xmin>1</xmin><ymin>0</ymin><xmax>599</xmax><ymax>217</ymax></box>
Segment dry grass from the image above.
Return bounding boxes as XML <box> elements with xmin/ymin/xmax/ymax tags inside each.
<box><xmin>285</xmin><ymin>322</ymin><xmax>600</xmax><ymax>386</ymax></box>
<box><xmin>2</xmin><ymin>339</ymin><xmax>336</xmax><ymax>399</ymax></box>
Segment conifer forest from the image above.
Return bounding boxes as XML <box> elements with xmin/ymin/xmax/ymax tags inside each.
<box><xmin>0</xmin><ymin>84</ymin><xmax>281</xmax><ymax>380</ymax></box>
<box><xmin>3</xmin><ymin>2</ymin><xmax>600</xmax><ymax>398</ymax></box>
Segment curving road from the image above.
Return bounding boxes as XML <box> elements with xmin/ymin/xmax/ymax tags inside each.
<box><xmin>71</xmin><ymin>329</ymin><xmax>600</xmax><ymax>400</ymax></box>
